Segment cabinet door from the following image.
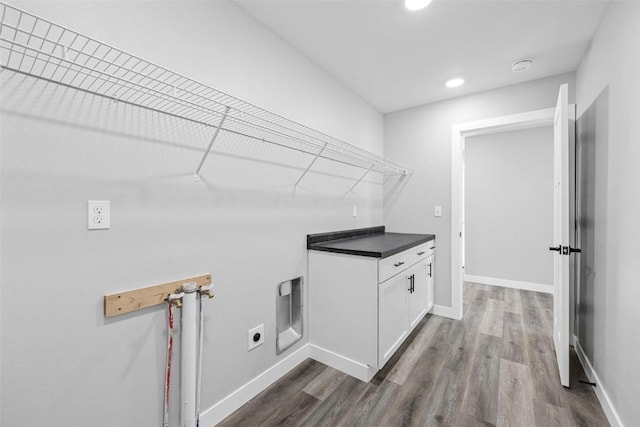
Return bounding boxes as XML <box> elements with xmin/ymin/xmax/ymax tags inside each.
<box><xmin>426</xmin><ymin>255</ymin><xmax>435</xmax><ymax>312</ymax></box>
<box><xmin>408</xmin><ymin>260</ymin><xmax>428</xmax><ymax>331</ymax></box>
<box><xmin>378</xmin><ymin>273</ymin><xmax>410</xmax><ymax>368</ymax></box>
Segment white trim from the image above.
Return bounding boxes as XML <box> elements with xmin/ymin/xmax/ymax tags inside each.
<box><xmin>199</xmin><ymin>344</ymin><xmax>310</xmax><ymax>426</ymax></box>
<box><xmin>464</xmin><ymin>274</ymin><xmax>553</xmax><ymax>294</ymax></box>
<box><xmin>450</xmin><ymin>123</ymin><xmax>464</xmax><ymax>321</ymax></box>
<box><xmin>574</xmin><ymin>337</ymin><xmax>624</xmax><ymax>427</ymax></box>
<box><xmin>307</xmin><ymin>344</ymin><xmax>377</xmax><ymax>382</ymax></box>
<box><xmin>458</xmin><ymin>109</ymin><xmax>555</xmax><ymax>138</ymax></box>
<box><xmin>430</xmin><ymin>304</ymin><xmax>461</xmax><ymax>320</ymax></box>
<box><xmin>451</xmin><ymin>107</ymin><xmax>555</xmax><ymax>323</ymax></box>
<box><xmin>574</xmin><ymin>337</ymin><xmax>594</xmax><ymax>381</ymax></box>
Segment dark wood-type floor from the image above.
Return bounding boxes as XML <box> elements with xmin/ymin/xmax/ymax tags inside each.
<box><xmin>219</xmin><ymin>283</ymin><xmax>609</xmax><ymax>426</ymax></box>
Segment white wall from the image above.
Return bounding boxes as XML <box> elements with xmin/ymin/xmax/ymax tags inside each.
<box><xmin>574</xmin><ymin>2</ymin><xmax>640</xmax><ymax>425</ymax></box>
<box><xmin>465</xmin><ymin>126</ymin><xmax>554</xmax><ymax>286</ymax></box>
<box><xmin>384</xmin><ymin>73</ymin><xmax>574</xmax><ymax>307</ymax></box>
<box><xmin>0</xmin><ymin>1</ymin><xmax>384</xmax><ymax>426</ymax></box>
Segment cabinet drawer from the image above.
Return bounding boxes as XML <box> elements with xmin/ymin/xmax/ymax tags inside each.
<box><xmin>378</xmin><ymin>249</ymin><xmax>412</xmax><ymax>283</ymax></box>
<box><xmin>378</xmin><ymin>241</ymin><xmax>435</xmax><ymax>283</ymax></box>
<box><xmin>411</xmin><ymin>241</ymin><xmax>435</xmax><ymax>265</ymax></box>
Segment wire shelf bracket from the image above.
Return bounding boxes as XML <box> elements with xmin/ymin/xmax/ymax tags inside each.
<box><xmin>0</xmin><ymin>2</ymin><xmax>412</xmax><ymax>188</ymax></box>
<box><xmin>346</xmin><ymin>163</ymin><xmax>376</xmax><ymax>196</ymax></box>
<box><xmin>194</xmin><ymin>106</ymin><xmax>230</xmax><ymax>182</ymax></box>
<box><xmin>294</xmin><ymin>142</ymin><xmax>328</xmax><ymax>189</ymax></box>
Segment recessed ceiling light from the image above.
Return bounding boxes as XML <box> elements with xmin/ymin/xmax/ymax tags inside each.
<box><xmin>404</xmin><ymin>0</ymin><xmax>432</xmax><ymax>11</ymax></box>
<box><xmin>512</xmin><ymin>59</ymin><xmax>533</xmax><ymax>73</ymax></box>
<box><xmin>445</xmin><ymin>78</ymin><xmax>465</xmax><ymax>88</ymax></box>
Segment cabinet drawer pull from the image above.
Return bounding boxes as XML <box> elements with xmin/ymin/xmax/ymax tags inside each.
<box><xmin>417</xmin><ymin>251</ymin><xmax>426</xmax><ymax>255</ymax></box>
<box><xmin>394</xmin><ymin>261</ymin><xmax>405</xmax><ymax>267</ymax></box>
<box><xmin>429</xmin><ymin>246</ymin><xmax>435</xmax><ymax>250</ymax></box>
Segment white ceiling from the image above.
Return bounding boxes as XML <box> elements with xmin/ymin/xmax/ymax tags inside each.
<box><xmin>238</xmin><ymin>0</ymin><xmax>610</xmax><ymax>113</ymax></box>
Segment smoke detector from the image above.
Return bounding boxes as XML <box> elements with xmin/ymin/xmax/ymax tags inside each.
<box><xmin>512</xmin><ymin>59</ymin><xmax>533</xmax><ymax>73</ymax></box>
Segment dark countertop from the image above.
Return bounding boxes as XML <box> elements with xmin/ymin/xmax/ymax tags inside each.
<box><xmin>307</xmin><ymin>226</ymin><xmax>435</xmax><ymax>259</ymax></box>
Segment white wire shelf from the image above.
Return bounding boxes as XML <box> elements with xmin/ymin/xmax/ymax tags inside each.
<box><xmin>0</xmin><ymin>2</ymin><xmax>411</xmax><ymax>186</ymax></box>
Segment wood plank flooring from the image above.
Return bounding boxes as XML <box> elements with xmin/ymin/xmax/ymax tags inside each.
<box><xmin>218</xmin><ymin>283</ymin><xmax>609</xmax><ymax>427</ymax></box>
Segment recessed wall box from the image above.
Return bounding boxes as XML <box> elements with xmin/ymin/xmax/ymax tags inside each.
<box><xmin>276</xmin><ymin>277</ymin><xmax>303</xmax><ymax>354</ymax></box>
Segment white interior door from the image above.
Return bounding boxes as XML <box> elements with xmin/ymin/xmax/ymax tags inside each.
<box><xmin>552</xmin><ymin>83</ymin><xmax>570</xmax><ymax>387</ymax></box>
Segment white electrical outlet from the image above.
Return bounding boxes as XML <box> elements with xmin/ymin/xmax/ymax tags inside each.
<box><xmin>352</xmin><ymin>204</ymin><xmax>358</xmax><ymax>217</ymax></box>
<box><xmin>88</xmin><ymin>200</ymin><xmax>110</xmax><ymax>230</ymax></box>
<box><xmin>434</xmin><ymin>205</ymin><xmax>442</xmax><ymax>217</ymax></box>
<box><xmin>248</xmin><ymin>324</ymin><xmax>264</xmax><ymax>351</ymax></box>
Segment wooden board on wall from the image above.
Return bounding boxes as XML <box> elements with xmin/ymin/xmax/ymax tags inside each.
<box><xmin>104</xmin><ymin>274</ymin><xmax>212</xmax><ymax>317</ymax></box>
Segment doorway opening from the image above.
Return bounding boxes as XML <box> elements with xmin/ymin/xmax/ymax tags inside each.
<box><xmin>451</xmin><ymin>85</ymin><xmax>578</xmax><ymax>389</ymax></box>
<box><xmin>451</xmin><ymin>108</ymin><xmax>556</xmax><ymax>320</ymax></box>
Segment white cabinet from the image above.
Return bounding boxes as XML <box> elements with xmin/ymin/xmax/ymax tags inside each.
<box><xmin>378</xmin><ymin>272</ymin><xmax>410</xmax><ymax>367</ymax></box>
<box><xmin>408</xmin><ymin>259</ymin><xmax>428</xmax><ymax>331</ymax></box>
<box><xmin>309</xmin><ymin>239</ymin><xmax>435</xmax><ymax>381</ymax></box>
<box><xmin>426</xmin><ymin>254</ymin><xmax>435</xmax><ymax>313</ymax></box>
<box><xmin>308</xmin><ymin>252</ymin><xmax>379</xmax><ymax>373</ymax></box>
<box><xmin>378</xmin><ymin>255</ymin><xmax>434</xmax><ymax>368</ymax></box>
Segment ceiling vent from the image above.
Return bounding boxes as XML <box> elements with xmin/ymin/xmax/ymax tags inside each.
<box><xmin>512</xmin><ymin>59</ymin><xmax>533</xmax><ymax>73</ymax></box>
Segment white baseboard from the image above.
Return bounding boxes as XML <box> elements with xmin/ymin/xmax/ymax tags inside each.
<box><xmin>430</xmin><ymin>304</ymin><xmax>461</xmax><ymax>320</ymax></box>
<box><xmin>464</xmin><ymin>274</ymin><xmax>553</xmax><ymax>294</ymax></box>
<box><xmin>307</xmin><ymin>344</ymin><xmax>377</xmax><ymax>382</ymax></box>
<box><xmin>574</xmin><ymin>337</ymin><xmax>624</xmax><ymax>427</ymax></box>
<box><xmin>199</xmin><ymin>344</ymin><xmax>310</xmax><ymax>426</ymax></box>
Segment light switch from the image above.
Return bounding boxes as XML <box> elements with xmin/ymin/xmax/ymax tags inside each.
<box><xmin>434</xmin><ymin>205</ymin><xmax>442</xmax><ymax>217</ymax></box>
<box><xmin>352</xmin><ymin>204</ymin><xmax>357</xmax><ymax>217</ymax></box>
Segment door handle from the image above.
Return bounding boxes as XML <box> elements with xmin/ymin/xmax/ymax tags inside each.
<box><xmin>417</xmin><ymin>251</ymin><xmax>426</xmax><ymax>256</ymax></box>
<box><xmin>428</xmin><ymin>262</ymin><xmax>432</xmax><ymax>278</ymax></box>
<box><xmin>562</xmin><ymin>245</ymin><xmax>582</xmax><ymax>255</ymax></box>
<box><xmin>394</xmin><ymin>261</ymin><xmax>405</xmax><ymax>267</ymax></box>
<box><xmin>408</xmin><ymin>274</ymin><xmax>414</xmax><ymax>293</ymax></box>
<box><xmin>550</xmin><ymin>245</ymin><xmax>581</xmax><ymax>255</ymax></box>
